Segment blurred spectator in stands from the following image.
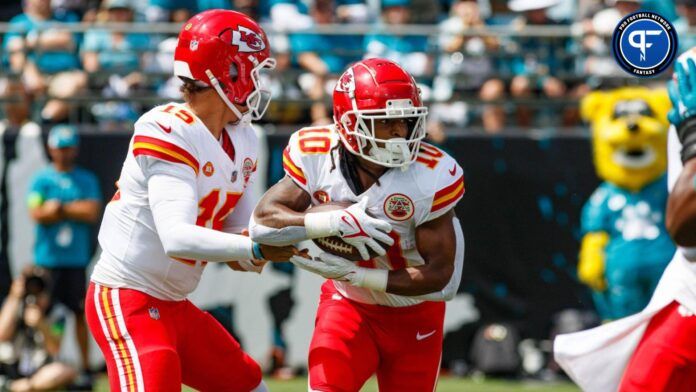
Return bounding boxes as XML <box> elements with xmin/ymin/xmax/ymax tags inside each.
<box><xmin>364</xmin><ymin>0</ymin><xmax>430</xmax><ymax>78</ymax></box>
<box><xmin>82</xmin><ymin>0</ymin><xmax>151</xmax><ymax>127</ymax></box>
<box><xmin>0</xmin><ymin>267</ymin><xmax>77</xmax><ymax>392</ymax></box>
<box><xmin>291</xmin><ymin>0</ymin><xmax>361</xmax><ymax>124</ymax></box>
<box><xmin>0</xmin><ymin>80</ymin><xmax>34</xmax><ymax>131</ymax></box>
<box><xmin>643</xmin><ymin>0</ymin><xmax>678</xmax><ymax>21</ymax></box>
<box><xmin>27</xmin><ymin>125</ymin><xmax>101</xmax><ymax>388</ymax></box>
<box><xmin>145</xmin><ymin>0</ymin><xmax>196</xmax><ymax>22</ymax></box>
<box><xmin>4</xmin><ymin>0</ymin><xmax>87</xmax><ymax>123</ymax></box>
<box><xmin>484</xmin><ymin>0</ymin><xmax>577</xmax><ymax>129</ymax></box>
<box><xmin>233</xmin><ymin>0</ymin><xmax>259</xmax><ymax>18</ymax></box>
<box><xmin>83</xmin><ymin>0</ymin><xmax>150</xmax><ymax>76</ymax></box>
<box><xmin>675</xmin><ymin>0</ymin><xmax>696</xmax><ymax>54</ymax></box>
<box><xmin>410</xmin><ymin>0</ymin><xmax>446</xmax><ymax>23</ymax></box>
<box><xmin>0</xmin><ymin>1</ymin><xmax>23</xmax><ymax>22</ymax></box>
<box><xmin>581</xmin><ymin>0</ymin><xmax>641</xmax><ymax>79</ymax></box>
<box><xmin>435</xmin><ymin>0</ymin><xmax>499</xmax><ymax>132</ymax></box>
<box><xmin>336</xmin><ymin>0</ymin><xmax>371</xmax><ymax>23</ymax></box>
<box><xmin>269</xmin><ymin>0</ymin><xmax>313</xmax><ymax>31</ymax></box>
<box><xmin>51</xmin><ymin>0</ymin><xmax>102</xmax><ymax>20</ymax></box>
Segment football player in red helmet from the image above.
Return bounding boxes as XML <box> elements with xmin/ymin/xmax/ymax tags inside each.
<box><xmin>85</xmin><ymin>9</ymin><xmax>295</xmax><ymax>392</ymax></box>
<box><xmin>251</xmin><ymin>58</ymin><xmax>466</xmax><ymax>391</ymax></box>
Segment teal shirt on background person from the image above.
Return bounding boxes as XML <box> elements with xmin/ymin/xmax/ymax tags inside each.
<box><xmin>581</xmin><ymin>175</ymin><xmax>676</xmax><ymax>319</ymax></box>
<box><xmin>27</xmin><ymin>166</ymin><xmax>102</xmax><ymax>268</ymax></box>
<box><xmin>4</xmin><ymin>11</ymin><xmax>81</xmax><ymax>74</ymax></box>
<box><xmin>81</xmin><ymin>30</ymin><xmax>151</xmax><ymax>75</ymax></box>
<box><xmin>290</xmin><ymin>32</ymin><xmax>362</xmax><ymax>74</ymax></box>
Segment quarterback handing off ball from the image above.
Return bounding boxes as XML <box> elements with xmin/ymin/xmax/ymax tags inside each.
<box><xmin>308</xmin><ymin>202</ymin><xmax>391</xmax><ymax>261</ymax></box>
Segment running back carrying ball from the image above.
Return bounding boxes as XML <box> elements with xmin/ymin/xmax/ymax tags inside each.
<box><xmin>307</xmin><ymin>202</ymin><xmax>391</xmax><ymax>261</ymax></box>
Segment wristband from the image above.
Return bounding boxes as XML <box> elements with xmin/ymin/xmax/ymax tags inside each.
<box><xmin>304</xmin><ymin>212</ymin><xmax>337</xmax><ymax>238</ymax></box>
<box><xmin>678</xmin><ymin>116</ymin><xmax>696</xmax><ymax>163</ymax></box>
<box><xmin>351</xmin><ymin>268</ymin><xmax>388</xmax><ymax>292</ymax></box>
<box><xmin>251</xmin><ymin>242</ymin><xmax>264</xmax><ymax>260</ymax></box>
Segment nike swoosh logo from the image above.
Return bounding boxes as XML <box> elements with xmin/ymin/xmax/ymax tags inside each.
<box><xmin>156</xmin><ymin>121</ymin><xmax>172</xmax><ymax>133</ymax></box>
<box><xmin>449</xmin><ymin>164</ymin><xmax>457</xmax><ymax>176</ymax></box>
<box><xmin>416</xmin><ymin>330</ymin><xmax>437</xmax><ymax>341</ymax></box>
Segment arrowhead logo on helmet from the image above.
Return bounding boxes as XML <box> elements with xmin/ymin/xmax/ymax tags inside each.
<box><xmin>231</xmin><ymin>26</ymin><xmax>266</xmax><ymax>53</ymax></box>
<box><xmin>336</xmin><ymin>69</ymin><xmax>355</xmax><ymax>93</ymax></box>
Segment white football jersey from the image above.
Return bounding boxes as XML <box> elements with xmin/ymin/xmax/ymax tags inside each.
<box><xmin>283</xmin><ymin>126</ymin><xmax>465</xmax><ymax>307</ymax></box>
<box><xmin>91</xmin><ymin>103</ymin><xmax>258</xmax><ymax>301</ymax></box>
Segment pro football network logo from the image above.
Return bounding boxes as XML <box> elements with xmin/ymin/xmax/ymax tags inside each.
<box><xmin>612</xmin><ymin>12</ymin><xmax>677</xmax><ymax>77</ymax></box>
<box><xmin>383</xmin><ymin>193</ymin><xmax>414</xmax><ymax>221</ymax></box>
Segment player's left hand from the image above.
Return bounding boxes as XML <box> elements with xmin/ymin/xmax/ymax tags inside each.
<box><xmin>257</xmin><ymin>243</ymin><xmax>302</xmax><ymax>262</ymax></box>
<box><xmin>290</xmin><ymin>253</ymin><xmax>388</xmax><ymax>291</ymax></box>
<box><xmin>227</xmin><ymin>259</ymin><xmax>267</xmax><ymax>273</ymax></box>
<box><xmin>668</xmin><ymin>57</ymin><xmax>696</xmax><ymax>126</ymax></box>
<box><xmin>289</xmin><ymin>253</ymin><xmax>356</xmax><ymax>281</ymax></box>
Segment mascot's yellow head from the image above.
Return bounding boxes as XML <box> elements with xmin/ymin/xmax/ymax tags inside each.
<box><xmin>581</xmin><ymin>87</ymin><xmax>671</xmax><ymax>192</ymax></box>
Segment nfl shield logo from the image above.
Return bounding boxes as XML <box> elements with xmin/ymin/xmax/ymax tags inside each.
<box><xmin>149</xmin><ymin>307</ymin><xmax>160</xmax><ymax>320</ymax></box>
<box><xmin>231</xmin><ymin>170</ymin><xmax>238</xmax><ymax>183</ymax></box>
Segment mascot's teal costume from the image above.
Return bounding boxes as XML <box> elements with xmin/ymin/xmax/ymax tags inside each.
<box><xmin>578</xmin><ymin>87</ymin><xmax>676</xmax><ymax>320</ymax></box>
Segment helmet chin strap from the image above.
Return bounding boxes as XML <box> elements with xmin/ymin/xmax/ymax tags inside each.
<box><xmin>205</xmin><ymin>69</ymin><xmax>249</xmax><ymax>124</ymax></box>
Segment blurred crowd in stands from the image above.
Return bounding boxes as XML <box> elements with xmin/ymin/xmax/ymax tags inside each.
<box><xmin>0</xmin><ymin>0</ymin><xmax>693</xmax><ymax>135</ymax></box>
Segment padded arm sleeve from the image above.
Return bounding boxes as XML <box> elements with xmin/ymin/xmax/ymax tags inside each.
<box><xmin>148</xmin><ymin>174</ymin><xmax>254</xmax><ymax>262</ymax></box>
<box><xmin>248</xmin><ymin>215</ymin><xmax>309</xmax><ymax>246</ymax></box>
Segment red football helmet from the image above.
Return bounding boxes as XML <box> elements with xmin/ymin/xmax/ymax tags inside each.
<box><xmin>174</xmin><ymin>9</ymin><xmax>276</xmax><ymax>121</ymax></box>
<box><xmin>333</xmin><ymin>58</ymin><xmax>428</xmax><ymax>168</ymax></box>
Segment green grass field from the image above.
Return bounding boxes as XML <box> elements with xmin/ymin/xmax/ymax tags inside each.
<box><xmin>95</xmin><ymin>376</ymin><xmax>580</xmax><ymax>391</ymax></box>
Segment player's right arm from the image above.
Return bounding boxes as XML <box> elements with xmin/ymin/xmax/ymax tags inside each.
<box><xmin>250</xmin><ymin>131</ymin><xmax>394</xmax><ymax>259</ymax></box>
<box><xmin>134</xmin><ymin>109</ymin><xmax>294</xmax><ymax>262</ymax></box>
<box><xmin>252</xmin><ymin>176</ymin><xmax>312</xmax><ymax>230</ymax></box>
<box><xmin>666</xmin><ymin>160</ymin><xmax>696</xmax><ymax>246</ymax></box>
<box><xmin>666</xmin><ymin>56</ymin><xmax>696</xmax><ymax>248</ymax></box>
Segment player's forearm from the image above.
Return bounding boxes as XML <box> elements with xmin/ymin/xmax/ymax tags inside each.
<box><xmin>249</xmin><ymin>215</ymin><xmax>309</xmax><ymax>246</ymax></box>
<box><xmin>253</xmin><ymin>200</ymin><xmax>307</xmax><ymax>229</ymax></box>
<box><xmin>149</xmin><ymin>174</ymin><xmax>255</xmax><ymax>261</ymax></box>
<box><xmin>251</xmin><ymin>202</ymin><xmax>342</xmax><ymax>245</ymax></box>
<box><xmin>159</xmin><ymin>221</ymin><xmax>255</xmax><ymax>261</ymax></box>
<box><xmin>666</xmin><ymin>159</ymin><xmax>696</xmax><ymax>247</ymax></box>
<box><xmin>386</xmin><ymin>264</ymin><xmax>454</xmax><ymax>297</ymax></box>
<box><xmin>251</xmin><ymin>204</ymin><xmax>358</xmax><ymax>245</ymax></box>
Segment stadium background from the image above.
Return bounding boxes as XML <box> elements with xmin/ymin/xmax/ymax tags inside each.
<box><xmin>0</xmin><ymin>0</ymin><xmax>685</xmax><ymax>390</ymax></box>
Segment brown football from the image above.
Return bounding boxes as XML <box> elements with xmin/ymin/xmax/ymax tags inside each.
<box><xmin>307</xmin><ymin>201</ymin><xmax>390</xmax><ymax>261</ymax></box>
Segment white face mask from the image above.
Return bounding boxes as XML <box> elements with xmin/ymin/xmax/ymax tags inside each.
<box><xmin>339</xmin><ymin>101</ymin><xmax>428</xmax><ymax>169</ymax></box>
<box><xmin>205</xmin><ymin>57</ymin><xmax>277</xmax><ymax>123</ymax></box>
<box><xmin>246</xmin><ymin>57</ymin><xmax>276</xmax><ymax>120</ymax></box>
